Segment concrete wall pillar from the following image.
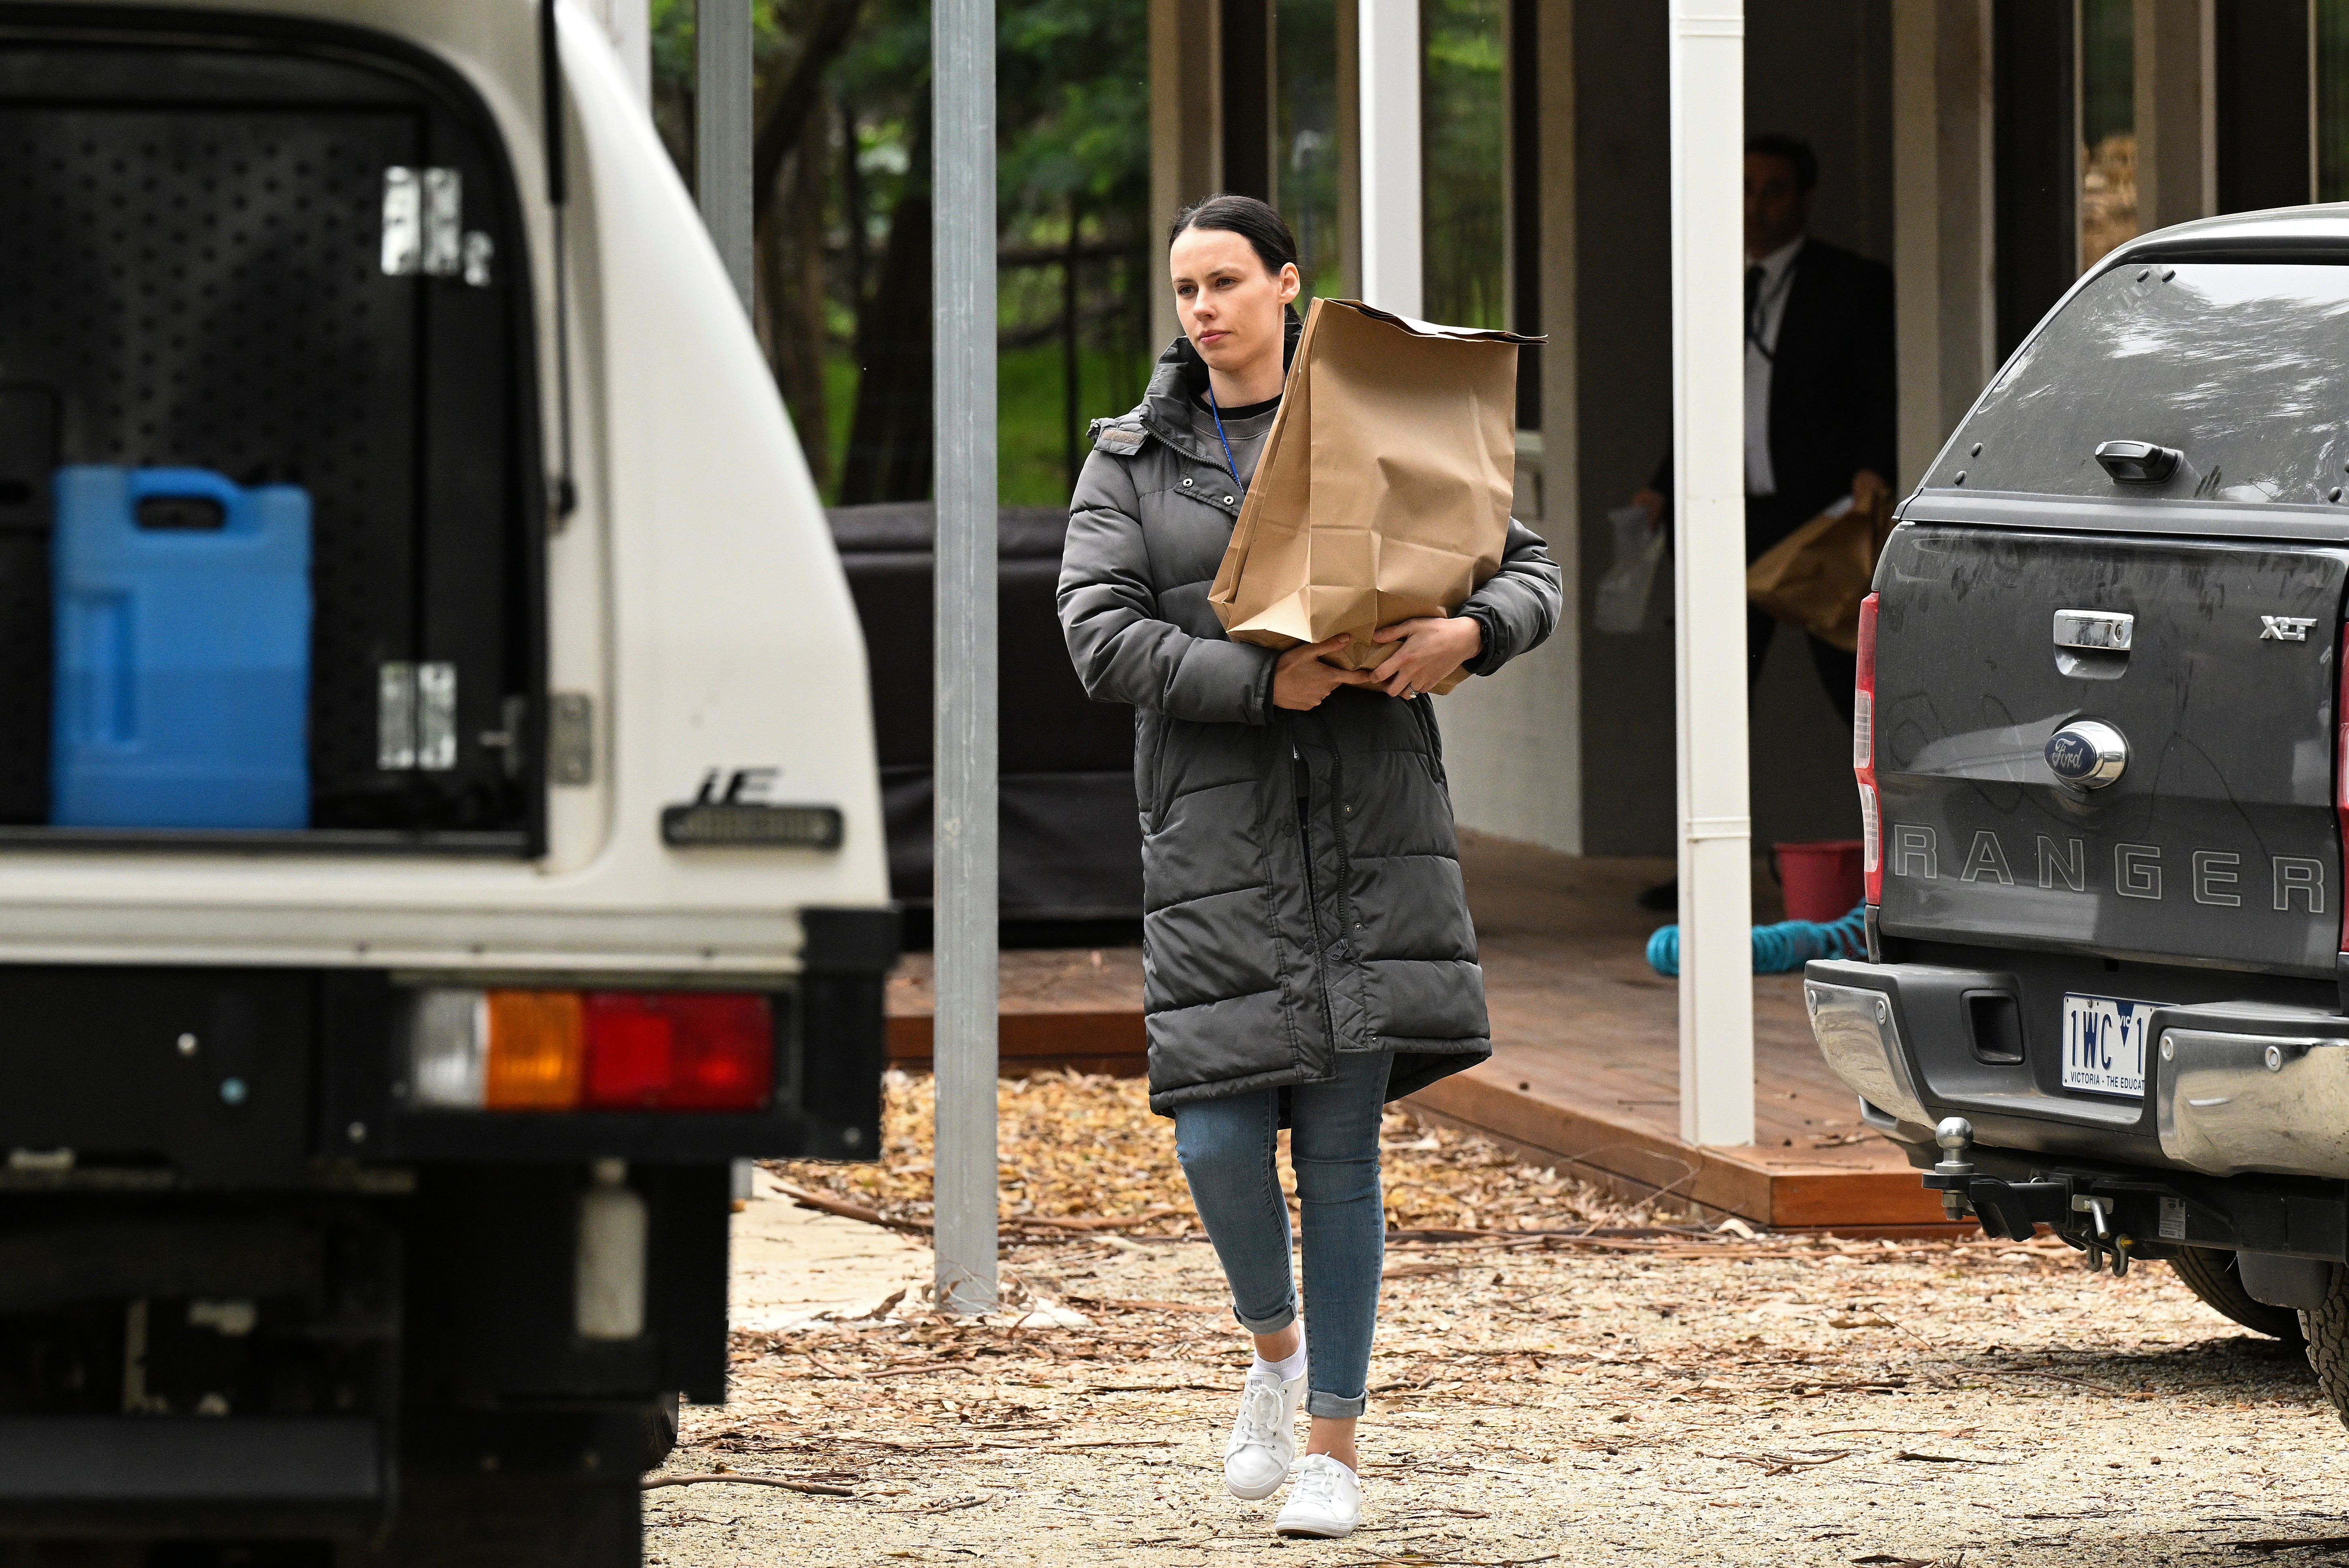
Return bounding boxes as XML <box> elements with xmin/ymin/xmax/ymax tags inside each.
<box><xmin>1891</xmin><ymin>0</ymin><xmax>1996</xmax><ymax>488</ymax></box>
<box><xmin>2135</xmin><ymin>0</ymin><xmax>2216</xmax><ymax>231</ymax></box>
<box><xmin>1149</xmin><ymin>0</ymin><xmax>1222</xmax><ymax>350</ymax></box>
<box><xmin>1358</xmin><ymin>0</ymin><xmax>1424</xmax><ymax>316</ymax></box>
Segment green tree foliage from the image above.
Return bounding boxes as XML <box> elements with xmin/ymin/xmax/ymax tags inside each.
<box><xmin>645</xmin><ymin>1</ymin><xmax>1508</xmax><ymax>502</ymax></box>
<box><xmin>651</xmin><ymin>0</ymin><xmax>1150</xmax><ymax>505</ymax></box>
<box><xmin>1422</xmin><ymin>0</ymin><xmax>1505</xmax><ymax>329</ymax></box>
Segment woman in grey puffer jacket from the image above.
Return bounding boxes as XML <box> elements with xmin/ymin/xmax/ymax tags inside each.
<box><xmin>1056</xmin><ymin>196</ymin><xmax>1560</xmax><ymax>1540</ymax></box>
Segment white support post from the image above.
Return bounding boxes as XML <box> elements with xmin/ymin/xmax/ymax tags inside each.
<box><xmin>931</xmin><ymin>0</ymin><xmax>1001</xmax><ymax>1316</ymax></box>
<box><xmin>1668</xmin><ymin>0</ymin><xmax>1754</xmax><ymax>1149</ymax></box>
<box><xmin>694</xmin><ymin>0</ymin><xmax>754</xmax><ymax>311</ymax></box>
<box><xmin>1357</xmin><ymin>0</ymin><xmax>1422</xmax><ymax>316</ymax></box>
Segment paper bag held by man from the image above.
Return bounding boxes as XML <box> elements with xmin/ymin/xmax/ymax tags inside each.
<box><xmin>1744</xmin><ymin>490</ymin><xmax>1893</xmax><ymax>654</ymax></box>
<box><xmin>1208</xmin><ymin>298</ymin><xmax>1541</xmax><ymax>693</ymax></box>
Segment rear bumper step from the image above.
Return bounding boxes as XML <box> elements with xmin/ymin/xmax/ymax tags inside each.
<box><xmin>1805</xmin><ymin>958</ymin><xmax>2349</xmax><ymax>1177</ymax></box>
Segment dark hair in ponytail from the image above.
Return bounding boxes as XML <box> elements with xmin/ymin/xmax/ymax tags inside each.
<box><xmin>1168</xmin><ymin>193</ymin><xmax>1301</xmax><ymax>280</ymax></box>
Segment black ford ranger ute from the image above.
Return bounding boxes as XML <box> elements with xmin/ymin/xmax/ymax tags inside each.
<box><xmin>1807</xmin><ymin>206</ymin><xmax>2349</xmax><ymax>1411</ymax></box>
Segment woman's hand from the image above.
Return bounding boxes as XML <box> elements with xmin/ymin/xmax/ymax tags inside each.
<box><xmin>1368</xmin><ymin>616</ymin><xmax>1482</xmax><ymax>700</ymax></box>
<box><xmin>1273</xmin><ymin>635</ymin><xmax>1373</xmax><ymax>711</ymax></box>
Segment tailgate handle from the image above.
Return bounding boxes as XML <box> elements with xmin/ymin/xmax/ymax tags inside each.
<box><xmin>2093</xmin><ymin>439</ymin><xmax>2181</xmax><ymax>482</ymax></box>
<box><xmin>2053</xmin><ymin>609</ymin><xmax>2133</xmax><ymax>653</ymax></box>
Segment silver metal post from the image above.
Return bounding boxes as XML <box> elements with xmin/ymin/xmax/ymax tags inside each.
<box><xmin>932</xmin><ymin>0</ymin><xmax>1000</xmax><ymax>1316</ymax></box>
<box><xmin>695</xmin><ymin>0</ymin><xmax>754</xmax><ymax>309</ymax></box>
<box><xmin>696</xmin><ymin>0</ymin><xmax>757</xmax><ymax>1213</ymax></box>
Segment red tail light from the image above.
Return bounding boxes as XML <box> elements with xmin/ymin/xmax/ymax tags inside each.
<box><xmin>583</xmin><ymin>993</ymin><xmax>775</xmax><ymax>1111</ymax></box>
<box><xmin>411</xmin><ymin>988</ymin><xmax>775</xmax><ymax>1112</ymax></box>
<box><xmin>1856</xmin><ymin>592</ymin><xmax>1882</xmax><ymax>907</ymax></box>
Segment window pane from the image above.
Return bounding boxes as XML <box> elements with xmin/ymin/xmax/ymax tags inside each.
<box><xmin>2079</xmin><ymin>0</ymin><xmax>2137</xmax><ymax>268</ymax></box>
<box><xmin>1951</xmin><ymin>262</ymin><xmax>2349</xmax><ymax>504</ymax></box>
<box><xmin>2319</xmin><ymin>0</ymin><xmax>2349</xmax><ymax>201</ymax></box>
<box><xmin>1275</xmin><ymin>0</ymin><xmax>1342</xmax><ymax>302</ymax></box>
<box><xmin>1422</xmin><ymin>0</ymin><xmax>1505</xmax><ymax>328</ymax></box>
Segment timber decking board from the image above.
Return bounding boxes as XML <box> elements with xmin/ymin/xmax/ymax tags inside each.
<box><xmin>879</xmin><ymin>831</ymin><xmax>1949</xmax><ymax>1228</ymax></box>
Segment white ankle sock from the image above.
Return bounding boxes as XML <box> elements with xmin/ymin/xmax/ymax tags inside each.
<box><xmin>1252</xmin><ymin>1337</ymin><xmax>1306</xmax><ymax>1382</ymax></box>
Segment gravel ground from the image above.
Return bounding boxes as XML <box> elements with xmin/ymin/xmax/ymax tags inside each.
<box><xmin>648</xmin><ymin>1086</ymin><xmax>2349</xmax><ymax>1566</ymax></box>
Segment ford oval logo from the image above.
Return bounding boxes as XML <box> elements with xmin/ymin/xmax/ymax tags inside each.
<box><xmin>2045</xmin><ymin>720</ymin><xmax>2128</xmax><ymax>789</ymax></box>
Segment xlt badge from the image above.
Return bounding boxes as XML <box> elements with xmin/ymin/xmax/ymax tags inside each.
<box><xmin>2260</xmin><ymin>615</ymin><xmax>2318</xmax><ymax>641</ymax></box>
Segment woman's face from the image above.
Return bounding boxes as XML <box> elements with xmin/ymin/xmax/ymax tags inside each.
<box><xmin>1169</xmin><ymin>226</ymin><xmax>1301</xmax><ymax>377</ymax></box>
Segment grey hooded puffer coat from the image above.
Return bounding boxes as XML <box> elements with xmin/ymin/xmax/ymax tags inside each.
<box><xmin>1057</xmin><ymin>336</ymin><xmax>1563</xmax><ymax>1116</ymax></box>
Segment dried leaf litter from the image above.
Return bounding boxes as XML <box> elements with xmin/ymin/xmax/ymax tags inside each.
<box><xmin>770</xmin><ymin>1069</ymin><xmax>1641</xmax><ymax>1238</ymax></box>
<box><xmin>662</xmin><ymin>1077</ymin><xmax>2330</xmax><ymax>1568</ymax></box>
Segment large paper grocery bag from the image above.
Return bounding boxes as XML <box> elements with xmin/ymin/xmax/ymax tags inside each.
<box><xmin>1207</xmin><ymin>297</ymin><xmax>1538</xmax><ymax>694</ymax></box>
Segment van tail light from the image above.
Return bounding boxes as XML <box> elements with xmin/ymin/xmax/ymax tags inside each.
<box><xmin>2338</xmin><ymin>621</ymin><xmax>2349</xmax><ymax>954</ymax></box>
<box><xmin>410</xmin><ymin>989</ymin><xmax>775</xmax><ymax>1113</ymax></box>
<box><xmin>1855</xmin><ymin>592</ymin><xmax>1881</xmax><ymax>907</ymax></box>
<box><xmin>582</xmin><ymin>993</ymin><xmax>774</xmax><ymax>1110</ymax></box>
<box><xmin>486</xmin><ymin>989</ymin><xmax>585</xmax><ymax>1109</ymax></box>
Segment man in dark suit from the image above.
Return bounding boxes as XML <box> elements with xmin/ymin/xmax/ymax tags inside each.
<box><xmin>1632</xmin><ymin>133</ymin><xmax>1896</xmax><ymax>910</ymax></box>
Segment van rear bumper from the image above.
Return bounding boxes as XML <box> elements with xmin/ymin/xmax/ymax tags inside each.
<box><xmin>1805</xmin><ymin>957</ymin><xmax>2349</xmax><ymax>1178</ymax></box>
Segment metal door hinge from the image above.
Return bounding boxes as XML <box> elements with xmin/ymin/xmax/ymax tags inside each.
<box><xmin>378</xmin><ymin>661</ymin><xmax>458</xmax><ymax>772</ymax></box>
<box><xmin>377</xmin><ymin>662</ymin><xmax>416</xmax><ymax>770</ymax></box>
<box><xmin>383</xmin><ymin>167</ymin><xmax>495</xmax><ymax>287</ymax></box>
<box><xmin>548</xmin><ymin>692</ymin><xmax>595</xmax><ymax>787</ymax></box>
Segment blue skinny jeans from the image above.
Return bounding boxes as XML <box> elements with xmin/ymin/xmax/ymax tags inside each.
<box><xmin>1172</xmin><ymin>1049</ymin><xmax>1392</xmax><ymax>1419</ymax></box>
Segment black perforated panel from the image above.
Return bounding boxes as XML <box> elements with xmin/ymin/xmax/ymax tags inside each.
<box><xmin>0</xmin><ymin>13</ymin><xmax>540</xmax><ymax>843</ymax></box>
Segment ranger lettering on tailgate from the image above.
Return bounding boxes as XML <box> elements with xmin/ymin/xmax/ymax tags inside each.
<box><xmin>1884</xmin><ymin>822</ymin><xmax>2326</xmax><ymax>910</ymax></box>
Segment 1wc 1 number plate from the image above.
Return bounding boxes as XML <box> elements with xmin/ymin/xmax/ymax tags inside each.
<box><xmin>2061</xmin><ymin>993</ymin><xmax>2163</xmax><ymax>1098</ymax></box>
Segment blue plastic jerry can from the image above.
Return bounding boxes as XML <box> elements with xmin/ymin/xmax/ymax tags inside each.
<box><xmin>51</xmin><ymin>467</ymin><xmax>312</xmax><ymax>829</ymax></box>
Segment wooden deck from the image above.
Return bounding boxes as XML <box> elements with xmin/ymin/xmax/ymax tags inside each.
<box><xmin>884</xmin><ymin>831</ymin><xmax>1957</xmax><ymax>1233</ymax></box>
<box><xmin>885</xmin><ymin>946</ymin><xmax>1148</xmax><ymax>1078</ymax></box>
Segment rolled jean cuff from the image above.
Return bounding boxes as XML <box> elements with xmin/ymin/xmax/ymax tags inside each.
<box><xmin>1304</xmin><ymin>1389</ymin><xmax>1366</xmax><ymax>1419</ymax></box>
<box><xmin>1235</xmin><ymin>1303</ymin><xmax>1296</xmax><ymax>1334</ymax></box>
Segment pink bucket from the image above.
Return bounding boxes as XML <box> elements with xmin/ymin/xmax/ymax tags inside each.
<box><xmin>1774</xmin><ymin>840</ymin><xmax>1864</xmax><ymax>923</ymax></box>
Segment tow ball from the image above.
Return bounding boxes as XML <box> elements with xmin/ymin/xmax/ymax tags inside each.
<box><xmin>1921</xmin><ymin>1117</ymin><xmax>1977</xmax><ymax>1221</ymax></box>
<box><xmin>1915</xmin><ymin>1120</ymin><xmax>2135</xmax><ymax>1274</ymax></box>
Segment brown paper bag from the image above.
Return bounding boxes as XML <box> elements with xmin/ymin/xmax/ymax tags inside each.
<box><xmin>1745</xmin><ymin>491</ymin><xmax>1894</xmax><ymax>654</ymax></box>
<box><xmin>1207</xmin><ymin>297</ymin><xmax>1541</xmax><ymax>694</ymax></box>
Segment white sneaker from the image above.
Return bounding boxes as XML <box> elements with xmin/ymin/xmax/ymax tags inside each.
<box><xmin>1274</xmin><ymin>1453</ymin><xmax>1362</xmax><ymax>1537</ymax></box>
<box><xmin>1221</xmin><ymin>1366</ymin><xmax>1304</xmax><ymax>1500</ymax></box>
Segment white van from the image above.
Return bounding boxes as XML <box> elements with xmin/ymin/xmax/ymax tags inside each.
<box><xmin>0</xmin><ymin>2</ymin><xmax>888</xmax><ymax>1557</ymax></box>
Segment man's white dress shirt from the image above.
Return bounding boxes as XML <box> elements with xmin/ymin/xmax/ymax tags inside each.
<box><xmin>1744</xmin><ymin>234</ymin><xmax>1804</xmax><ymax>499</ymax></box>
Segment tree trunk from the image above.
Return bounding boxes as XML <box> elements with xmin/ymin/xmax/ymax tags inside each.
<box><xmin>836</xmin><ymin>105</ymin><xmax>933</xmax><ymax>506</ymax></box>
<box><xmin>760</xmin><ymin>90</ymin><xmax>832</xmax><ymax>491</ymax></box>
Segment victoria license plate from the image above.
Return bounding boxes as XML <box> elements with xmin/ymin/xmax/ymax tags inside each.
<box><xmin>2060</xmin><ymin>993</ymin><xmax>2162</xmax><ymax>1098</ymax></box>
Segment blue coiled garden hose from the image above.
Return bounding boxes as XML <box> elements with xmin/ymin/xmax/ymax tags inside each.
<box><xmin>1646</xmin><ymin>904</ymin><xmax>1867</xmax><ymax>977</ymax></box>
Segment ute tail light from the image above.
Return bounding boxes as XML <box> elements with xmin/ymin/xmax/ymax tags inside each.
<box><xmin>1856</xmin><ymin>592</ymin><xmax>1881</xmax><ymax>907</ymax></box>
<box><xmin>409</xmin><ymin>989</ymin><xmax>775</xmax><ymax>1113</ymax></box>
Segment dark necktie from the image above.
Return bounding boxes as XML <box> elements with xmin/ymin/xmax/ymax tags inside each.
<box><xmin>1745</xmin><ymin>264</ymin><xmax>1771</xmax><ymax>361</ymax></box>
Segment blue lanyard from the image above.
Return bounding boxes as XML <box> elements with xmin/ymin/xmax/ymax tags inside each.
<box><xmin>1204</xmin><ymin>383</ymin><xmax>1244</xmax><ymax>496</ymax></box>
